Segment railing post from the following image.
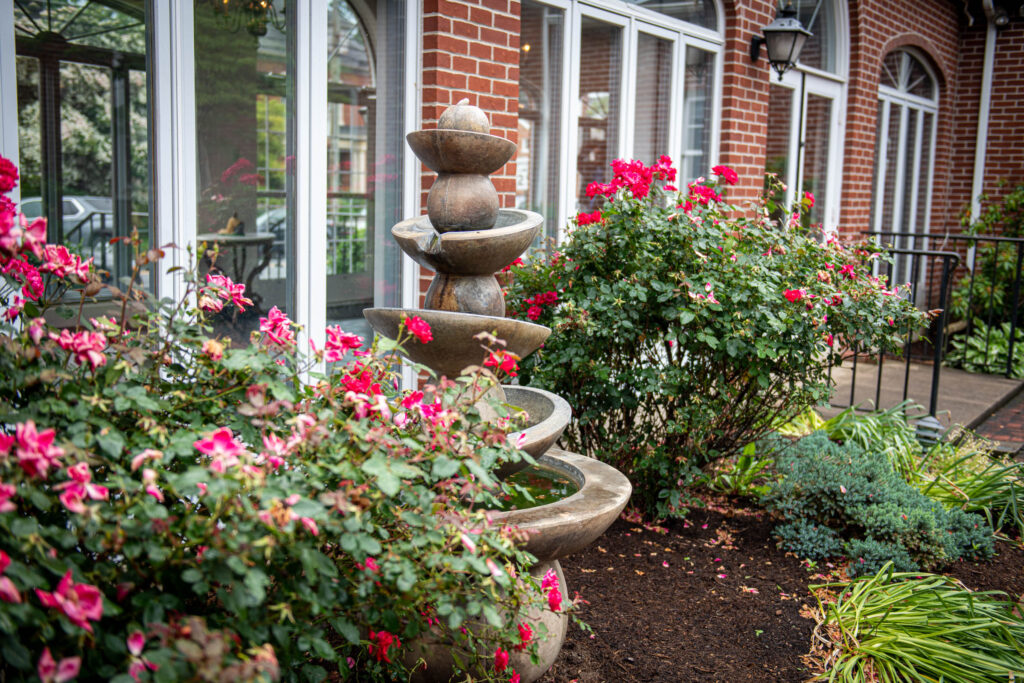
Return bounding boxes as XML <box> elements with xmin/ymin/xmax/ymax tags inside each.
<box><xmin>930</xmin><ymin>254</ymin><xmax>958</xmax><ymax>417</ymax></box>
<box><xmin>1008</xmin><ymin>242</ymin><xmax>1024</xmax><ymax>377</ymax></box>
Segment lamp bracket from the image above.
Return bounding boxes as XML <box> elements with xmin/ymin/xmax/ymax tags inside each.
<box><xmin>750</xmin><ymin>35</ymin><xmax>765</xmax><ymax>62</ymax></box>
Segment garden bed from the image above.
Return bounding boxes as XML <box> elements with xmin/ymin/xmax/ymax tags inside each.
<box><xmin>539</xmin><ymin>501</ymin><xmax>1024</xmax><ymax>683</ymax></box>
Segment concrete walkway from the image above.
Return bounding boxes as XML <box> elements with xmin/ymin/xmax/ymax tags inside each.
<box><xmin>822</xmin><ymin>359</ymin><xmax>1022</xmax><ymax>431</ymax></box>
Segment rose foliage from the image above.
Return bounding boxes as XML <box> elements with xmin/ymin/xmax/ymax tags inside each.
<box><xmin>507</xmin><ymin>158</ymin><xmax>927</xmax><ymax>517</ymax></box>
<box><xmin>0</xmin><ymin>158</ymin><xmax>549</xmax><ymax>682</ymax></box>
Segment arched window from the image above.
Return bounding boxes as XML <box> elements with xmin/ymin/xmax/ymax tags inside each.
<box><xmin>871</xmin><ymin>49</ymin><xmax>939</xmax><ymax>284</ymax></box>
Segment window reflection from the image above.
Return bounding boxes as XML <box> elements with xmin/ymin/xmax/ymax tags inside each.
<box><xmin>682</xmin><ymin>46</ymin><xmax>714</xmax><ymax>183</ymax></box>
<box><xmin>633</xmin><ymin>34</ymin><xmax>673</xmax><ymax>167</ymax></box>
<box><xmin>194</xmin><ymin>0</ymin><xmax>293</xmax><ymax>341</ymax></box>
<box><xmin>518</xmin><ymin>0</ymin><xmax>564</xmax><ymax>244</ymax></box>
<box><xmin>14</xmin><ymin>1</ymin><xmax>151</xmax><ymax>289</ymax></box>
<box><xmin>576</xmin><ymin>17</ymin><xmax>622</xmax><ymax>210</ymax></box>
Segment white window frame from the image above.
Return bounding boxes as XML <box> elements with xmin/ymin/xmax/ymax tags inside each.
<box><xmin>0</xmin><ymin>1</ymin><xmax>421</xmax><ymax>359</ymax></box>
<box><xmin>773</xmin><ymin>68</ymin><xmax>845</xmax><ymax>233</ymax></box>
<box><xmin>536</xmin><ymin>0</ymin><xmax>724</xmax><ymax>241</ymax></box>
<box><xmin>762</xmin><ymin>0</ymin><xmax>848</xmax><ymax>235</ymax></box>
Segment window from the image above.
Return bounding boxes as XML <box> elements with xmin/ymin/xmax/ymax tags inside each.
<box><xmin>763</xmin><ymin>0</ymin><xmax>846</xmax><ymax>233</ymax></box>
<box><xmin>871</xmin><ymin>49</ymin><xmax>939</xmax><ymax>286</ymax></box>
<box><xmin>14</xmin><ymin>0</ymin><xmax>151</xmax><ymax>287</ymax></box>
<box><xmin>517</xmin><ymin>0</ymin><xmax>723</xmax><ymax>239</ymax></box>
<box><xmin>192</xmin><ymin>0</ymin><xmax>408</xmax><ymax>344</ymax></box>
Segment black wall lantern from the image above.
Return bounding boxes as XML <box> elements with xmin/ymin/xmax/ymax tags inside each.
<box><xmin>750</xmin><ymin>2</ymin><xmax>813</xmax><ymax>80</ymax></box>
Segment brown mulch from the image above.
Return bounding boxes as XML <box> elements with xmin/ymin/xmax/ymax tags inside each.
<box><xmin>539</xmin><ymin>500</ymin><xmax>1024</xmax><ymax>683</ymax></box>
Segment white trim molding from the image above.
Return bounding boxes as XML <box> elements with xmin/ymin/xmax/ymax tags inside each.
<box><xmin>0</xmin><ymin>1</ymin><xmax>20</xmax><ymax>205</ymax></box>
<box><xmin>294</xmin><ymin>0</ymin><xmax>329</xmax><ymax>355</ymax></box>
<box><xmin>150</xmin><ymin>0</ymin><xmax>197</xmax><ymax>305</ymax></box>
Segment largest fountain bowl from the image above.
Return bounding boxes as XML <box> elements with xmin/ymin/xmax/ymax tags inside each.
<box><xmin>490</xmin><ymin>449</ymin><xmax>632</xmax><ymax>563</ymax></box>
<box><xmin>363</xmin><ymin>308</ymin><xmax>550</xmax><ymax>380</ymax></box>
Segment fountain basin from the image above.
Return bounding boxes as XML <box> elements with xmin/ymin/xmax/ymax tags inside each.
<box><xmin>491</xmin><ymin>449</ymin><xmax>632</xmax><ymax>563</ymax></box>
<box><xmin>406</xmin><ymin>450</ymin><xmax>630</xmax><ymax>683</ymax></box>
<box><xmin>407</xmin><ymin>129</ymin><xmax>516</xmax><ymax>175</ymax></box>
<box><xmin>392</xmin><ymin>211</ymin><xmax>542</xmax><ymax>275</ymax></box>
<box><xmin>362</xmin><ymin>308</ymin><xmax>550</xmax><ymax>380</ymax></box>
<box><xmin>499</xmin><ymin>385</ymin><xmax>571</xmax><ymax>479</ymax></box>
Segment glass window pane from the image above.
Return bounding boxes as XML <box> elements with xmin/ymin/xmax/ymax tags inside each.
<box><xmin>576</xmin><ymin>16</ymin><xmax>622</xmax><ymax>210</ymax></box>
<box><xmin>325</xmin><ymin>0</ymin><xmax>374</xmax><ymax>330</ymax></box>
<box><xmin>881</xmin><ymin>52</ymin><xmax>901</xmax><ymax>89</ymax></box>
<box><xmin>194</xmin><ymin>0</ymin><xmax>292</xmax><ymax>342</ymax></box>
<box><xmin>681</xmin><ymin>46</ymin><xmax>714</xmax><ymax>184</ymax></box>
<box><xmin>880</xmin><ymin>103</ymin><xmax>902</xmax><ymax>234</ymax></box>
<box><xmin>633</xmin><ymin>33</ymin><xmax>672</xmax><ymax>166</ymax></box>
<box><xmin>906</xmin><ymin>54</ymin><xmax>934</xmax><ymax>99</ymax></box>
<box><xmin>765</xmin><ymin>85</ymin><xmax>793</xmax><ymax>187</ymax></box>
<box><xmin>916</xmin><ymin>112</ymin><xmax>934</xmax><ymax>233</ymax></box>
<box><xmin>802</xmin><ymin>94</ymin><xmax>832</xmax><ymax>228</ymax></box>
<box><xmin>795</xmin><ymin>0</ymin><xmax>836</xmax><ymax>73</ymax></box>
<box><xmin>15</xmin><ymin>2</ymin><xmax>151</xmax><ymax>289</ymax></box>
<box><xmin>621</xmin><ymin>0</ymin><xmax>718</xmax><ymax>30</ymax></box>
<box><xmin>870</xmin><ymin>100</ymin><xmax>885</xmax><ymax>228</ymax></box>
<box><xmin>518</xmin><ymin>0</ymin><xmax>564</xmax><ymax>244</ymax></box>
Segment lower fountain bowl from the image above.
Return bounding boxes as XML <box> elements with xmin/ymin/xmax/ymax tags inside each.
<box><xmin>406</xmin><ymin>449</ymin><xmax>631</xmax><ymax>683</ymax></box>
<box><xmin>498</xmin><ymin>385</ymin><xmax>572</xmax><ymax>479</ymax></box>
<box><xmin>490</xmin><ymin>448</ymin><xmax>632</xmax><ymax>563</ymax></box>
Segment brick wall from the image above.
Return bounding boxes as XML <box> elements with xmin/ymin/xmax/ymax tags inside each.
<box><xmin>419</xmin><ymin>0</ymin><xmax>522</xmax><ymax>299</ymax></box>
<box><xmin>952</xmin><ymin>21</ymin><xmax>1024</xmax><ymax>228</ymax></box>
<box><xmin>420</xmin><ymin>0</ymin><xmax>1024</xmax><ymax>245</ymax></box>
<box><xmin>718</xmin><ymin>0</ymin><xmax>775</xmax><ymax>205</ymax></box>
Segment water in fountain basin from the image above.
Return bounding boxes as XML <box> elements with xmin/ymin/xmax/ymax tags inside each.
<box><xmin>494</xmin><ymin>465</ymin><xmax>579</xmax><ymax>511</ymax></box>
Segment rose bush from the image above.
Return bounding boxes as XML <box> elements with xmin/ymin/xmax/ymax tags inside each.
<box><xmin>506</xmin><ymin>157</ymin><xmax>927</xmax><ymax>516</ymax></box>
<box><xmin>0</xmin><ymin>157</ymin><xmax>551</xmax><ymax>682</ymax></box>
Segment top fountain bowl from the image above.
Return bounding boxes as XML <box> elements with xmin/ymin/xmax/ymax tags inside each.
<box><xmin>407</xmin><ymin>129</ymin><xmax>516</xmax><ymax>176</ymax></box>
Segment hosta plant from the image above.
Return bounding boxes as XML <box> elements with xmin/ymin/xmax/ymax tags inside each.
<box><xmin>506</xmin><ymin>158</ymin><xmax>927</xmax><ymax>516</ymax></box>
<box><xmin>0</xmin><ymin>157</ymin><xmax>552</xmax><ymax>683</ymax></box>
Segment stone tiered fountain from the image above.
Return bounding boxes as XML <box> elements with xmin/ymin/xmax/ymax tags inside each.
<box><xmin>364</xmin><ymin>99</ymin><xmax>631</xmax><ymax>683</ymax></box>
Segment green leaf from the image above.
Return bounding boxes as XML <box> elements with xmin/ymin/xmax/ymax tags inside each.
<box><xmin>331</xmin><ymin>617</ymin><xmax>360</xmax><ymax>644</ymax></box>
<box><xmin>432</xmin><ymin>455</ymin><xmax>461</xmax><ymax>479</ymax></box>
<box><xmin>181</xmin><ymin>568</ymin><xmax>203</xmax><ymax>583</ymax></box>
<box><xmin>362</xmin><ymin>455</ymin><xmax>401</xmax><ymax>497</ymax></box>
<box><xmin>9</xmin><ymin>517</ymin><xmax>38</xmax><ymax>538</ymax></box>
<box><xmin>1</xmin><ymin>638</ymin><xmax>31</xmax><ymax>670</ymax></box>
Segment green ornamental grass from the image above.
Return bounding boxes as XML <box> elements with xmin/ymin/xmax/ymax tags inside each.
<box><xmin>811</xmin><ymin>563</ymin><xmax>1024</xmax><ymax>682</ymax></box>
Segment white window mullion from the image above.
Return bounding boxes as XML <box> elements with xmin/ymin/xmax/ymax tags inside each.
<box><xmin>150</xmin><ymin>0</ymin><xmax>196</xmax><ymax>304</ymax></box>
<box><xmin>0</xmin><ymin>1</ymin><xmax>19</xmax><ymax>203</ymax></box>
<box><xmin>294</xmin><ymin>0</ymin><xmax>328</xmax><ymax>353</ymax></box>
<box><xmin>620</xmin><ymin>18</ymin><xmax>637</xmax><ymax>159</ymax></box>
<box><xmin>872</xmin><ymin>99</ymin><xmax>891</xmax><ymax>233</ymax></box>
<box><xmin>561</xmin><ymin>4</ymin><xmax>583</xmax><ymax>237</ymax></box>
<box><xmin>667</xmin><ymin>36</ymin><xmax>683</xmax><ymax>175</ymax></box>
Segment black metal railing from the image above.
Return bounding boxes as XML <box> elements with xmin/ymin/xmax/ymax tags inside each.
<box><xmin>869</xmin><ymin>232</ymin><xmax>1024</xmax><ymax>379</ymax></box>
<box><xmin>829</xmin><ymin>244</ymin><xmax>960</xmax><ymax>418</ymax></box>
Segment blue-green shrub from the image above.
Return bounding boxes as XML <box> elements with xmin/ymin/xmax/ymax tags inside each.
<box><xmin>762</xmin><ymin>432</ymin><xmax>993</xmax><ymax>575</ymax></box>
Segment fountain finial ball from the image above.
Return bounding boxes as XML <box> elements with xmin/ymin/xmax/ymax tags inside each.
<box><xmin>438</xmin><ymin>98</ymin><xmax>490</xmax><ymax>134</ymax></box>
